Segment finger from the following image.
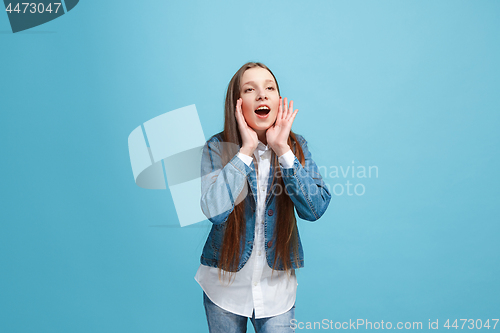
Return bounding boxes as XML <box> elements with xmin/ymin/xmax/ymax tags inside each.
<box><xmin>239</xmin><ymin>112</ymin><xmax>248</xmax><ymax>128</ymax></box>
<box><xmin>236</xmin><ymin>98</ymin><xmax>242</xmax><ymax>112</ymax></box>
<box><xmin>234</xmin><ymin>99</ymin><xmax>240</xmax><ymax>117</ymax></box>
<box><xmin>287</xmin><ymin>100</ymin><xmax>294</xmax><ymax>120</ymax></box>
<box><xmin>235</xmin><ymin>110</ymin><xmax>242</xmax><ymax>125</ymax></box>
<box><xmin>276</xmin><ymin>96</ymin><xmax>283</xmax><ymax>124</ymax></box>
<box><xmin>238</xmin><ymin>99</ymin><xmax>245</xmax><ymax>120</ymax></box>
<box><xmin>290</xmin><ymin>109</ymin><xmax>298</xmax><ymax>123</ymax></box>
<box><xmin>235</xmin><ymin>99</ymin><xmax>246</xmax><ymax>127</ymax></box>
<box><xmin>283</xmin><ymin>97</ymin><xmax>288</xmax><ymax>120</ymax></box>
<box><xmin>281</xmin><ymin>96</ymin><xmax>286</xmax><ymax>120</ymax></box>
<box><xmin>235</xmin><ymin>109</ymin><xmax>242</xmax><ymax>129</ymax></box>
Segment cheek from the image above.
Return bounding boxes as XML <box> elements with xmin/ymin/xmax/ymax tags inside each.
<box><xmin>241</xmin><ymin>107</ymin><xmax>256</xmax><ymax>125</ymax></box>
<box><xmin>240</xmin><ymin>98</ymin><xmax>251</xmax><ymax>114</ymax></box>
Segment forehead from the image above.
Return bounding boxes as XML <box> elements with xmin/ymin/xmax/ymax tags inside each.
<box><xmin>241</xmin><ymin>67</ymin><xmax>276</xmax><ymax>86</ymax></box>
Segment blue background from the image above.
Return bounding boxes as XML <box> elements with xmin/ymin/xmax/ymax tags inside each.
<box><xmin>1</xmin><ymin>0</ymin><xmax>499</xmax><ymax>332</ymax></box>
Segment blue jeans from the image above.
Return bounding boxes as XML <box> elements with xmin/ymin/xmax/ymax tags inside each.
<box><xmin>203</xmin><ymin>291</ymin><xmax>295</xmax><ymax>333</ymax></box>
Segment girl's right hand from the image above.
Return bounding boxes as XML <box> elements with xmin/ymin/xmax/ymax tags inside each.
<box><xmin>235</xmin><ymin>98</ymin><xmax>258</xmax><ymax>156</ymax></box>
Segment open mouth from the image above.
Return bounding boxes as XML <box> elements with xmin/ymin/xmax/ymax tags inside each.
<box><xmin>254</xmin><ymin>105</ymin><xmax>271</xmax><ymax>117</ymax></box>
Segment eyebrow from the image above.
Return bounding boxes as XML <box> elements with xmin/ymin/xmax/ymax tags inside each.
<box><xmin>241</xmin><ymin>79</ymin><xmax>276</xmax><ymax>86</ymax></box>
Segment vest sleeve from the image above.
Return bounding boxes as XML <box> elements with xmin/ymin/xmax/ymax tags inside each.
<box><xmin>281</xmin><ymin>136</ymin><xmax>331</xmax><ymax>221</ymax></box>
<box><xmin>200</xmin><ymin>138</ymin><xmax>254</xmax><ymax>224</ymax></box>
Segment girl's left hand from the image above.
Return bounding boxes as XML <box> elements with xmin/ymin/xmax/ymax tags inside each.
<box><xmin>267</xmin><ymin>97</ymin><xmax>298</xmax><ymax>156</ymax></box>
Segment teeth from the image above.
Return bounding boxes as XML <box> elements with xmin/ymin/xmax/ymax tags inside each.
<box><xmin>256</xmin><ymin>106</ymin><xmax>269</xmax><ymax>111</ymax></box>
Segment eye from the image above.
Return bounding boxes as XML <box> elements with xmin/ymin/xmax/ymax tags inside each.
<box><xmin>267</xmin><ymin>86</ymin><xmax>275</xmax><ymax>90</ymax></box>
<box><xmin>244</xmin><ymin>88</ymin><xmax>254</xmax><ymax>93</ymax></box>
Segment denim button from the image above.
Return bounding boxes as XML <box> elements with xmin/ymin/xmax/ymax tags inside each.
<box><xmin>267</xmin><ymin>240</ymin><xmax>272</xmax><ymax>248</ymax></box>
<box><xmin>267</xmin><ymin>209</ymin><xmax>273</xmax><ymax>216</ymax></box>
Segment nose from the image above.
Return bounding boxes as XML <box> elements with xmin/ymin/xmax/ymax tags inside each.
<box><xmin>256</xmin><ymin>88</ymin><xmax>268</xmax><ymax>101</ymax></box>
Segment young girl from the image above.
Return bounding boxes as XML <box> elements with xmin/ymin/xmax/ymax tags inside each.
<box><xmin>195</xmin><ymin>62</ymin><xmax>331</xmax><ymax>333</ymax></box>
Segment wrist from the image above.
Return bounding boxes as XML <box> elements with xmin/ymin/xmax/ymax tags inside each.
<box><xmin>273</xmin><ymin>144</ymin><xmax>291</xmax><ymax>157</ymax></box>
<box><xmin>240</xmin><ymin>146</ymin><xmax>255</xmax><ymax>156</ymax></box>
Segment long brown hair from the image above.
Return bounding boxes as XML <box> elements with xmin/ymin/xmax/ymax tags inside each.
<box><xmin>217</xmin><ymin>62</ymin><xmax>305</xmax><ymax>280</ymax></box>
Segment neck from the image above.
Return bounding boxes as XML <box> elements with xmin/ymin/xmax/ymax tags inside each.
<box><xmin>255</xmin><ymin>129</ymin><xmax>267</xmax><ymax>145</ymax></box>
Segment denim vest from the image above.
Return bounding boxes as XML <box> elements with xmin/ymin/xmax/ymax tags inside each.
<box><xmin>199</xmin><ymin>132</ymin><xmax>331</xmax><ymax>271</ymax></box>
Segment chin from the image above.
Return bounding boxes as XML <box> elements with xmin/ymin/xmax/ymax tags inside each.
<box><xmin>254</xmin><ymin>122</ymin><xmax>273</xmax><ymax>130</ymax></box>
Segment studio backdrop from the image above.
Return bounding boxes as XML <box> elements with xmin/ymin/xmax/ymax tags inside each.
<box><xmin>1</xmin><ymin>1</ymin><xmax>499</xmax><ymax>332</ymax></box>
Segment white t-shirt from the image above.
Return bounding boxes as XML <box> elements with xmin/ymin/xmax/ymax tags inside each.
<box><xmin>195</xmin><ymin>140</ymin><xmax>298</xmax><ymax>319</ymax></box>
